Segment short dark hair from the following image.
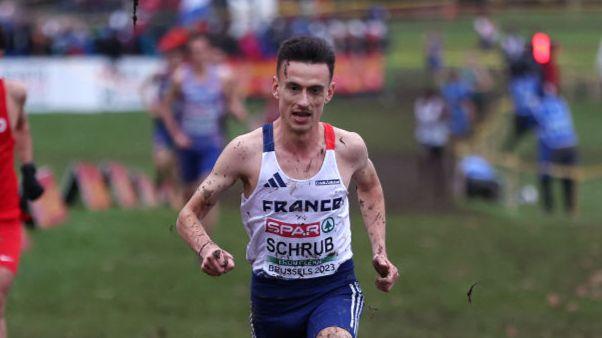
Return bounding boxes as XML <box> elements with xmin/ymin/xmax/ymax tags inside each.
<box><xmin>276</xmin><ymin>36</ymin><xmax>335</xmax><ymax>80</ymax></box>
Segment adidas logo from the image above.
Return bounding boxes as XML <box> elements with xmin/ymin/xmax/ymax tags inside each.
<box><xmin>264</xmin><ymin>172</ymin><xmax>287</xmax><ymax>188</ymax></box>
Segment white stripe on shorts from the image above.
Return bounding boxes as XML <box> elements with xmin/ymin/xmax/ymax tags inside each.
<box><xmin>354</xmin><ymin>283</ymin><xmax>364</xmax><ymax>336</ymax></box>
<box><xmin>353</xmin><ymin>282</ymin><xmax>363</xmax><ymax>336</ymax></box>
<box><xmin>349</xmin><ymin>283</ymin><xmax>358</xmax><ymax>330</ymax></box>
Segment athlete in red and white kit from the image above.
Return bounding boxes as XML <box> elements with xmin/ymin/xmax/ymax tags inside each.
<box><xmin>176</xmin><ymin>36</ymin><xmax>398</xmax><ymax>337</ymax></box>
<box><xmin>0</xmin><ymin>77</ymin><xmax>44</xmax><ymax>338</ymax></box>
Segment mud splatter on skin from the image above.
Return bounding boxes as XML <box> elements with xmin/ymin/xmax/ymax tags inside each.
<box><xmin>201</xmin><ymin>187</ymin><xmax>213</xmax><ymax>200</ymax></box>
<box><xmin>373</xmin><ymin>212</ymin><xmax>383</xmax><ymax>223</ymax></box>
<box><xmin>283</xmin><ymin>60</ymin><xmax>290</xmax><ymax>79</ymax></box>
<box><xmin>304</xmin><ymin>158</ymin><xmax>313</xmax><ymax>173</ymax></box>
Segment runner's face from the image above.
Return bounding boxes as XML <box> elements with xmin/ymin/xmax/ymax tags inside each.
<box><xmin>188</xmin><ymin>38</ymin><xmax>211</xmax><ymax>66</ymax></box>
<box><xmin>272</xmin><ymin>61</ymin><xmax>334</xmax><ymax>133</ymax></box>
<box><xmin>166</xmin><ymin>50</ymin><xmax>183</xmax><ymax>71</ymax></box>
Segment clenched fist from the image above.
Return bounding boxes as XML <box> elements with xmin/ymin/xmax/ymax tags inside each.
<box><xmin>198</xmin><ymin>242</ymin><xmax>235</xmax><ymax>277</ymax></box>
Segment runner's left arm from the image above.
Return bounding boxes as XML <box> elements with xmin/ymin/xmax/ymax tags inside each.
<box><xmin>350</xmin><ymin>134</ymin><xmax>399</xmax><ymax>292</ymax></box>
<box><xmin>222</xmin><ymin>72</ymin><xmax>248</xmax><ymax>123</ymax></box>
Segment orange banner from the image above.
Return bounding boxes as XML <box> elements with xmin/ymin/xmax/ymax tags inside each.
<box><xmin>230</xmin><ymin>53</ymin><xmax>386</xmax><ymax>97</ymax></box>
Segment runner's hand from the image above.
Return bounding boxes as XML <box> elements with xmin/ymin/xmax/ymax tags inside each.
<box><xmin>174</xmin><ymin>132</ymin><xmax>192</xmax><ymax>149</ymax></box>
<box><xmin>198</xmin><ymin>242</ymin><xmax>235</xmax><ymax>277</ymax></box>
<box><xmin>372</xmin><ymin>254</ymin><xmax>399</xmax><ymax>292</ymax></box>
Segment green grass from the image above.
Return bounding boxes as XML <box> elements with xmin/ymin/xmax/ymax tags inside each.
<box><xmin>13</xmin><ymin>93</ymin><xmax>602</xmax><ymax>337</ymax></box>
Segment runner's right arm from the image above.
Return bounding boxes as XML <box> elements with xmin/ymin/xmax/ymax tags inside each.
<box><xmin>7</xmin><ymin>81</ymin><xmax>44</xmax><ymax>200</ymax></box>
<box><xmin>176</xmin><ymin>135</ymin><xmax>248</xmax><ymax>276</ymax></box>
<box><xmin>160</xmin><ymin>68</ymin><xmax>191</xmax><ymax>148</ymax></box>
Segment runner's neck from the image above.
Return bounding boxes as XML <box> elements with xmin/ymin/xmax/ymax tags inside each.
<box><xmin>273</xmin><ymin>120</ymin><xmax>324</xmax><ymax>156</ymax></box>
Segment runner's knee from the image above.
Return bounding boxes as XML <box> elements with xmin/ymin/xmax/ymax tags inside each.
<box><xmin>316</xmin><ymin>326</ymin><xmax>352</xmax><ymax>338</ymax></box>
<box><xmin>154</xmin><ymin>149</ymin><xmax>174</xmax><ymax>168</ymax></box>
<box><xmin>0</xmin><ymin>272</ymin><xmax>13</xmax><ymax>317</ymax></box>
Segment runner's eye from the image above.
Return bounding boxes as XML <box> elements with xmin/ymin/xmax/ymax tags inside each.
<box><xmin>309</xmin><ymin>87</ymin><xmax>323</xmax><ymax>95</ymax></box>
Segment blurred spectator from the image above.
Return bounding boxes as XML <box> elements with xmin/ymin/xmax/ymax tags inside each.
<box><xmin>414</xmin><ymin>87</ymin><xmax>450</xmax><ymax>204</ymax></box>
<box><xmin>473</xmin><ymin>14</ymin><xmax>498</xmax><ymax>50</ymax></box>
<box><xmin>441</xmin><ymin>69</ymin><xmax>474</xmax><ymax>139</ymax></box>
<box><xmin>501</xmin><ymin>28</ymin><xmax>541</xmax><ymax>83</ymax></box>
<box><xmin>424</xmin><ymin>31</ymin><xmax>444</xmax><ymax>79</ymax></box>
<box><xmin>179</xmin><ymin>0</ymin><xmax>213</xmax><ymax>27</ymax></box>
<box><xmin>501</xmin><ymin>27</ymin><xmax>525</xmax><ymax>64</ymax></box>
<box><xmin>414</xmin><ymin>87</ymin><xmax>449</xmax><ymax>159</ymax></box>
<box><xmin>533</xmin><ymin>84</ymin><xmax>578</xmax><ymax>214</ymax></box>
<box><xmin>238</xmin><ymin>29</ymin><xmax>263</xmax><ymax>60</ymax></box>
<box><xmin>364</xmin><ymin>14</ymin><xmax>387</xmax><ymax>53</ymax></box>
<box><xmin>461</xmin><ymin>53</ymin><xmax>493</xmax><ymax>121</ymax></box>
<box><xmin>328</xmin><ymin>17</ymin><xmax>347</xmax><ymax>52</ymax></box>
<box><xmin>346</xmin><ymin>18</ymin><xmax>367</xmax><ymax>54</ymax></box>
<box><xmin>532</xmin><ymin>34</ymin><xmax>560</xmax><ymax>88</ymax></box>
<box><xmin>505</xmin><ymin>70</ymin><xmax>540</xmax><ymax>149</ymax></box>
<box><xmin>456</xmin><ymin>155</ymin><xmax>501</xmax><ymax>201</ymax></box>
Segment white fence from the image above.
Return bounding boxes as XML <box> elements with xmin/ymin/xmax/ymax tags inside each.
<box><xmin>0</xmin><ymin>57</ymin><xmax>161</xmax><ymax>113</ymax></box>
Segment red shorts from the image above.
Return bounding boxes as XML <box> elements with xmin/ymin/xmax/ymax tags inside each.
<box><xmin>0</xmin><ymin>218</ymin><xmax>22</xmax><ymax>274</ymax></box>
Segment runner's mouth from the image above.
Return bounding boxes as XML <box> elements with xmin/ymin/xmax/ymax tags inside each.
<box><xmin>292</xmin><ymin>111</ymin><xmax>311</xmax><ymax>117</ymax></box>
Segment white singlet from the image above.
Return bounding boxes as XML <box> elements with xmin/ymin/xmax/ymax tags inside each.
<box><xmin>240</xmin><ymin>123</ymin><xmax>353</xmax><ymax>279</ymax></box>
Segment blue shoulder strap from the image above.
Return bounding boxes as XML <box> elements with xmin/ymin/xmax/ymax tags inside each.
<box><xmin>262</xmin><ymin>123</ymin><xmax>274</xmax><ymax>152</ymax></box>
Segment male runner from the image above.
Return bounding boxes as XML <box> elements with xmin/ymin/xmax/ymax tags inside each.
<box><xmin>0</xmin><ymin>78</ymin><xmax>44</xmax><ymax>337</ymax></box>
<box><xmin>176</xmin><ymin>36</ymin><xmax>399</xmax><ymax>337</ymax></box>
<box><xmin>140</xmin><ymin>27</ymin><xmax>188</xmax><ymax>208</ymax></box>
<box><xmin>161</xmin><ymin>32</ymin><xmax>247</xmax><ymax>231</ymax></box>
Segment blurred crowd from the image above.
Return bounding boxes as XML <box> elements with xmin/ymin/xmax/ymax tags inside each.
<box><xmin>416</xmin><ymin>14</ymin><xmax>579</xmax><ymax>214</ymax></box>
<box><xmin>0</xmin><ymin>0</ymin><xmax>388</xmax><ymax>59</ymax></box>
<box><xmin>0</xmin><ymin>0</ymin><xmax>162</xmax><ymax>57</ymax></box>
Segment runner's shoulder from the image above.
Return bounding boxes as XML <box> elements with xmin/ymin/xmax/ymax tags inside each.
<box><xmin>223</xmin><ymin>128</ymin><xmax>263</xmax><ymax>166</ymax></box>
<box><xmin>331</xmin><ymin>126</ymin><xmax>368</xmax><ymax>164</ymax></box>
<box><xmin>4</xmin><ymin>80</ymin><xmax>27</xmax><ymax>104</ymax></box>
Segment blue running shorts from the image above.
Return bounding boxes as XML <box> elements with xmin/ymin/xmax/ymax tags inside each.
<box><xmin>250</xmin><ymin>259</ymin><xmax>364</xmax><ymax>338</ymax></box>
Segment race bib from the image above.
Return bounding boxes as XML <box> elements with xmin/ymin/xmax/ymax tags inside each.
<box><xmin>262</xmin><ymin>217</ymin><xmax>340</xmax><ymax>279</ymax></box>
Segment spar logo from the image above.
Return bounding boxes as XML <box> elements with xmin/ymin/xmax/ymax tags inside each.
<box><xmin>321</xmin><ymin>217</ymin><xmax>335</xmax><ymax>233</ymax></box>
<box><xmin>0</xmin><ymin>118</ymin><xmax>7</xmax><ymax>133</ymax></box>
<box><xmin>265</xmin><ymin>218</ymin><xmax>320</xmax><ymax>238</ymax></box>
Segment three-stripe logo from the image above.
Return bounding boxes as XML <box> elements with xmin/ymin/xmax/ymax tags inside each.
<box><xmin>264</xmin><ymin>172</ymin><xmax>287</xmax><ymax>188</ymax></box>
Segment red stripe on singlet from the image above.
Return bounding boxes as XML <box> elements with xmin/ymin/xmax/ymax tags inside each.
<box><xmin>323</xmin><ymin>122</ymin><xmax>335</xmax><ymax>150</ymax></box>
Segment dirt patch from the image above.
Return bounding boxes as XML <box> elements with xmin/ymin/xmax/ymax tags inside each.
<box><xmin>369</xmin><ymin>151</ymin><xmax>455</xmax><ymax>212</ymax></box>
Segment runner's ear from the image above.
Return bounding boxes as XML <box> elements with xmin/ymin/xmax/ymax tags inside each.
<box><xmin>272</xmin><ymin>76</ymin><xmax>280</xmax><ymax>100</ymax></box>
<box><xmin>325</xmin><ymin>81</ymin><xmax>335</xmax><ymax>104</ymax></box>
